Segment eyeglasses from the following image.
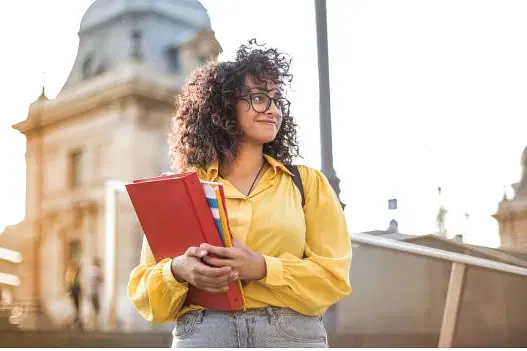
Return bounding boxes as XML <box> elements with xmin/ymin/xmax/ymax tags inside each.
<box><xmin>238</xmin><ymin>92</ymin><xmax>291</xmax><ymax>117</ymax></box>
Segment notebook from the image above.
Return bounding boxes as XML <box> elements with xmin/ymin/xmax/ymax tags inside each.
<box><xmin>125</xmin><ymin>172</ymin><xmax>245</xmax><ymax>311</ymax></box>
<box><xmin>201</xmin><ymin>181</ymin><xmax>226</xmax><ymax>247</ymax></box>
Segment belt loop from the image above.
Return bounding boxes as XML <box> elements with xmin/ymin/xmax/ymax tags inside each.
<box><xmin>266</xmin><ymin>307</ymin><xmax>278</xmax><ymax>325</ymax></box>
<box><xmin>196</xmin><ymin>309</ymin><xmax>204</xmax><ymax>324</ymax></box>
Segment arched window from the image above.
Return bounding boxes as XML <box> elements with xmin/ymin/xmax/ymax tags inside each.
<box><xmin>68</xmin><ymin>239</ymin><xmax>82</xmax><ymax>262</ymax></box>
<box><xmin>82</xmin><ymin>54</ymin><xmax>93</xmax><ymax>79</ymax></box>
<box><xmin>94</xmin><ymin>62</ymin><xmax>106</xmax><ymax>76</ymax></box>
<box><xmin>198</xmin><ymin>55</ymin><xmax>207</xmax><ymax>64</ymax></box>
<box><xmin>165</xmin><ymin>46</ymin><xmax>180</xmax><ymax>74</ymax></box>
<box><xmin>69</xmin><ymin>149</ymin><xmax>83</xmax><ymax>189</ymax></box>
<box><xmin>131</xmin><ymin>30</ymin><xmax>143</xmax><ymax>60</ymax></box>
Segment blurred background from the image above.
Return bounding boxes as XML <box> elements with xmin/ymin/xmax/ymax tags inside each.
<box><xmin>1</xmin><ymin>0</ymin><xmax>527</xmax><ymax>347</ymax></box>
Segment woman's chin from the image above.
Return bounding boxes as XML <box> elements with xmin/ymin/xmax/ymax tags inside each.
<box><xmin>259</xmin><ymin>136</ymin><xmax>278</xmax><ymax>145</ymax></box>
<box><xmin>245</xmin><ymin>133</ymin><xmax>277</xmax><ymax>145</ymax></box>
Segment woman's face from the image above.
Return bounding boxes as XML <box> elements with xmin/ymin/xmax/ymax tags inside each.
<box><xmin>236</xmin><ymin>76</ymin><xmax>285</xmax><ymax>145</ymax></box>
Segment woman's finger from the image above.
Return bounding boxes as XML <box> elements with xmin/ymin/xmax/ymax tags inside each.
<box><xmin>200</xmin><ymin>243</ymin><xmax>237</xmax><ymax>258</ymax></box>
<box><xmin>185</xmin><ymin>246</ymin><xmax>208</xmax><ymax>258</ymax></box>
<box><xmin>202</xmin><ymin>256</ymin><xmax>234</xmax><ymax>268</ymax></box>
<box><xmin>193</xmin><ymin>262</ymin><xmax>231</xmax><ymax>278</ymax></box>
<box><xmin>194</xmin><ymin>276</ymin><xmax>225</xmax><ymax>288</ymax></box>
<box><xmin>195</xmin><ymin>272</ymin><xmax>237</xmax><ymax>289</ymax></box>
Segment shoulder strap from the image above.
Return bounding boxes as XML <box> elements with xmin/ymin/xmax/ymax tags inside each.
<box><xmin>286</xmin><ymin>165</ymin><xmax>305</xmax><ymax>208</ymax></box>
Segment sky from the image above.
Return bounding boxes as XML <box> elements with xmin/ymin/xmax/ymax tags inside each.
<box><xmin>1</xmin><ymin>0</ymin><xmax>527</xmax><ymax>248</ymax></box>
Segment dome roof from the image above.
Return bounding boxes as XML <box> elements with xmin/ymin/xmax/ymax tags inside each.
<box><xmin>59</xmin><ymin>0</ymin><xmax>220</xmax><ymax>94</ymax></box>
<box><xmin>80</xmin><ymin>0</ymin><xmax>211</xmax><ymax>33</ymax></box>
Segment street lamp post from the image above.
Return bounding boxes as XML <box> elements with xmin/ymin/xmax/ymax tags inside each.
<box><xmin>314</xmin><ymin>0</ymin><xmax>344</xmax><ymax>342</ymax></box>
<box><xmin>314</xmin><ymin>0</ymin><xmax>344</xmax><ymax>208</ymax></box>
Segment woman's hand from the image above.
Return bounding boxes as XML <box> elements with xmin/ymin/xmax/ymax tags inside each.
<box><xmin>200</xmin><ymin>239</ymin><xmax>267</xmax><ymax>281</ymax></box>
<box><xmin>171</xmin><ymin>246</ymin><xmax>239</xmax><ymax>293</ymax></box>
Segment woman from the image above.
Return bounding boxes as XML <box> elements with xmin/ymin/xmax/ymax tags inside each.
<box><xmin>127</xmin><ymin>39</ymin><xmax>352</xmax><ymax>348</ymax></box>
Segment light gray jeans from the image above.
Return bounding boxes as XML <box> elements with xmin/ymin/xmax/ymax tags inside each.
<box><xmin>171</xmin><ymin>307</ymin><xmax>329</xmax><ymax>348</ymax></box>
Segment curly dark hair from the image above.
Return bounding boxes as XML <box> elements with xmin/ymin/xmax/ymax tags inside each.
<box><xmin>169</xmin><ymin>39</ymin><xmax>300</xmax><ymax>171</ymax></box>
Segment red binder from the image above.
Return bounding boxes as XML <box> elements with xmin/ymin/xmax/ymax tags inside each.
<box><xmin>125</xmin><ymin>172</ymin><xmax>244</xmax><ymax>311</ymax></box>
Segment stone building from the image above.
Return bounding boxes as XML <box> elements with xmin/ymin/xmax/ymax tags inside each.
<box><xmin>494</xmin><ymin>145</ymin><xmax>527</xmax><ymax>252</ymax></box>
<box><xmin>0</xmin><ymin>245</ymin><xmax>22</xmax><ymax>307</ymax></box>
<box><xmin>0</xmin><ymin>0</ymin><xmax>221</xmax><ymax>330</ymax></box>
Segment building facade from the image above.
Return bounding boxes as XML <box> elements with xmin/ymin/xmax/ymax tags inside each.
<box><xmin>494</xmin><ymin>145</ymin><xmax>527</xmax><ymax>252</ymax></box>
<box><xmin>0</xmin><ymin>0</ymin><xmax>221</xmax><ymax>330</ymax></box>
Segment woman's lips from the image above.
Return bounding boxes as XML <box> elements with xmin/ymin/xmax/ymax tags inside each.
<box><xmin>256</xmin><ymin>120</ymin><xmax>276</xmax><ymax>126</ymax></box>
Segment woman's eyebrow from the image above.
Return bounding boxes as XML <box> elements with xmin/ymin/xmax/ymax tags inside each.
<box><xmin>247</xmin><ymin>86</ymin><xmax>281</xmax><ymax>96</ymax></box>
<box><xmin>246</xmin><ymin>86</ymin><xmax>267</xmax><ymax>92</ymax></box>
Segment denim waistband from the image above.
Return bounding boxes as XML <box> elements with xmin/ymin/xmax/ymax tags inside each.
<box><xmin>174</xmin><ymin>307</ymin><xmax>328</xmax><ymax>348</ymax></box>
<box><xmin>185</xmin><ymin>307</ymin><xmax>321</xmax><ymax>321</ymax></box>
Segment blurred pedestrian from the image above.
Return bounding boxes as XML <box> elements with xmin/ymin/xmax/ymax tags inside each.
<box><xmin>65</xmin><ymin>260</ymin><xmax>83</xmax><ymax>330</ymax></box>
<box><xmin>88</xmin><ymin>257</ymin><xmax>103</xmax><ymax>329</ymax></box>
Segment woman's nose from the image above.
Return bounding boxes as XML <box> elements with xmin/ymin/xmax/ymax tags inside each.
<box><xmin>267</xmin><ymin>100</ymin><xmax>281</xmax><ymax>117</ymax></box>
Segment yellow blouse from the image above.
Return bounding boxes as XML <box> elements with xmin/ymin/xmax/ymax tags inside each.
<box><xmin>127</xmin><ymin>154</ymin><xmax>352</xmax><ymax>323</ymax></box>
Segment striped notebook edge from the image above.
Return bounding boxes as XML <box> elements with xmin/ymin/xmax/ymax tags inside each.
<box><xmin>201</xmin><ymin>181</ymin><xmax>226</xmax><ymax>247</ymax></box>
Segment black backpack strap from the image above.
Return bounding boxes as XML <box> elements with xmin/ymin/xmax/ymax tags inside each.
<box><xmin>286</xmin><ymin>165</ymin><xmax>305</xmax><ymax>208</ymax></box>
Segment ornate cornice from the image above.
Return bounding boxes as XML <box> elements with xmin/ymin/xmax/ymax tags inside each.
<box><xmin>41</xmin><ymin>200</ymin><xmax>100</xmax><ymax>229</ymax></box>
<box><xmin>493</xmin><ymin>207</ymin><xmax>527</xmax><ymax>221</ymax></box>
<box><xmin>13</xmin><ymin>62</ymin><xmax>180</xmax><ymax>136</ymax></box>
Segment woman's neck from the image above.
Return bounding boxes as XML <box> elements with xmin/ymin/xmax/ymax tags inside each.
<box><xmin>220</xmin><ymin>143</ymin><xmax>265</xmax><ymax>179</ymax></box>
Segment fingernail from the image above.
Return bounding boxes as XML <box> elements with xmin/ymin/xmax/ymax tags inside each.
<box><xmin>200</xmin><ymin>250</ymin><xmax>207</xmax><ymax>256</ymax></box>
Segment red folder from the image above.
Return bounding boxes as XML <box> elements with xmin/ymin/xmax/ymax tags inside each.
<box><xmin>125</xmin><ymin>172</ymin><xmax>244</xmax><ymax>311</ymax></box>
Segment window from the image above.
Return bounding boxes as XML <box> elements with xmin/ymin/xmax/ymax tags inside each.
<box><xmin>69</xmin><ymin>149</ymin><xmax>83</xmax><ymax>189</ymax></box>
<box><xmin>131</xmin><ymin>30</ymin><xmax>143</xmax><ymax>60</ymax></box>
<box><xmin>82</xmin><ymin>54</ymin><xmax>93</xmax><ymax>79</ymax></box>
<box><xmin>165</xmin><ymin>46</ymin><xmax>180</xmax><ymax>74</ymax></box>
<box><xmin>94</xmin><ymin>62</ymin><xmax>106</xmax><ymax>76</ymax></box>
<box><xmin>198</xmin><ymin>55</ymin><xmax>207</xmax><ymax>64</ymax></box>
<box><xmin>68</xmin><ymin>239</ymin><xmax>82</xmax><ymax>262</ymax></box>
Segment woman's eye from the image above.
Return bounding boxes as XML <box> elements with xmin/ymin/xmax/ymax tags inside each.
<box><xmin>252</xmin><ymin>94</ymin><xmax>267</xmax><ymax>104</ymax></box>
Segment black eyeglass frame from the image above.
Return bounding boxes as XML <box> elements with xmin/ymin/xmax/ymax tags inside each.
<box><xmin>237</xmin><ymin>92</ymin><xmax>291</xmax><ymax>117</ymax></box>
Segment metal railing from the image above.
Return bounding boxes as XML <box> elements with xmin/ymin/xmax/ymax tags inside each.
<box><xmin>352</xmin><ymin>232</ymin><xmax>527</xmax><ymax>347</ymax></box>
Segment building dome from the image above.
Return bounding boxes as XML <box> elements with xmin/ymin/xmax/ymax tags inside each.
<box><xmin>60</xmin><ymin>0</ymin><xmax>220</xmax><ymax>93</ymax></box>
<box><xmin>80</xmin><ymin>0</ymin><xmax>211</xmax><ymax>33</ymax></box>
